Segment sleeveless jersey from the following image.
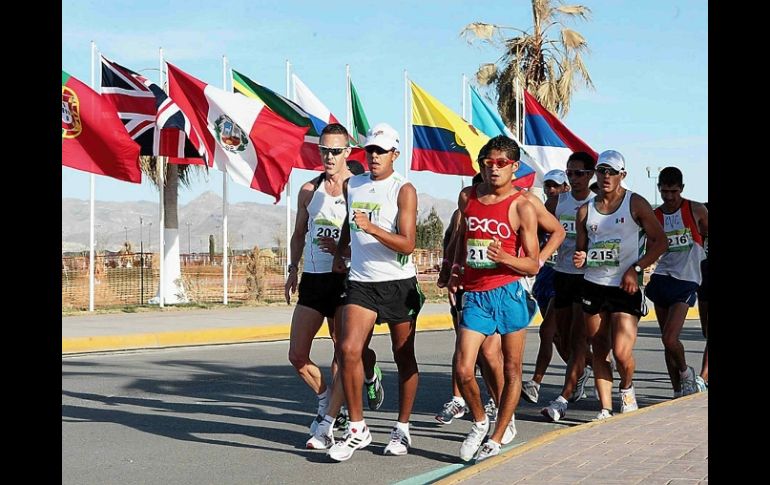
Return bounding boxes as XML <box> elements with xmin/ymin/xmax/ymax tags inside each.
<box><xmin>462</xmin><ymin>187</ymin><xmax>524</xmax><ymax>292</ymax></box>
<box><xmin>554</xmin><ymin>191</ymin><xmax>594</xmax><ymax>275</ymax></box>
<box><xmin>652</xmin><ymin>199</ymin><xmax>706</xmax><ymax>284</ymax></box>
<box><xmin>303</xmin><ymin>175</ymin><xmax>348</xmax><ymax>273</ymax></box>
<box><xmin>584</xmin><ymin>190</ymin><xmax>645</xmax><ymax>287</ymax></box>
<box><xmin>347</xmin><ymin>171</ymin><xmax>416</xmax><ymax>282</ymax></box>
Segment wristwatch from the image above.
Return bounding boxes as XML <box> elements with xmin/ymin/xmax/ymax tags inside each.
<box><xmin>287</xmin><ymin>263</ymin><xmax>298</xmax><ymax>273</ymax></box>
<box><xmin>633</xmin><ymin>263</ymin><xmax>643</xmax><ymax>274</ymax></box>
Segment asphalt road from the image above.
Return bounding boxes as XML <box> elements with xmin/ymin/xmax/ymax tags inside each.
<box><xmin>62</xmin><ymin>320</ymin><xmax>707</xmax><ymax>485</ymax></box>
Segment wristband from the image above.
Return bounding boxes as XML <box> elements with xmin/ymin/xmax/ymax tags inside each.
<box><xmin>451</xmin><ymin>263</ymin><xmax>462</xmax><ymax>271</ymax></box>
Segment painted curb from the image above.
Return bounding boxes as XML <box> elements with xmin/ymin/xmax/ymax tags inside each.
<box><xmin>433</xmin><ymin>392</ymin><xmax>707</xmax><ymax>485</ymax></box>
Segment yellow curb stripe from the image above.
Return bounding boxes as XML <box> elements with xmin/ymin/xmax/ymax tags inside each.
<box><xmin>434</xmin><ymin>392</ymin><xmax>707</xmax><ymax>485</ymax></box>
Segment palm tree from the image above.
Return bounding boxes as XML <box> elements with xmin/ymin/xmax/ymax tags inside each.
<box><xmin>461</xmin><ymin>0</ymin><xmax>594</xmax><ymax>129</ymax></box>
<box><xmin>142</xmin><ymin>157</ymin><xmax>202</xmax><ymax>304</ymax></box>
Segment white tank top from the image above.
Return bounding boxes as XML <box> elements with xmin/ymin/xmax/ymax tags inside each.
<box><xmin>652</xmin><ymin>200</ymin><xmax>706</xmax><ymax>284</ymax></box>
<box><xmin>584</xmin><ymin>190</ymin><xmax>644</xmax><ymax>287</ymax></box>
<box><xmin>554</xmin><ymin>191</ymin><xmax>594</xmax><ymax>275</ymax></box>
<box><xmin>302</xmin><ymin>177</ymin><xmax>347</xmax><ymax>273</ymax></box>
<box><xmin>347</xmin><ymin>171</ymin><xmax>416</xmax><ymax>282</ymax></box>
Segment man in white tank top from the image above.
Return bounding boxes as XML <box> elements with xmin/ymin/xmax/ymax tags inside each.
<box><xmin>327</xmin><ymin>122</ymin><xmax>424</xmax><ymax>462</ymax></box>
<box><xmin>645</xmin><ymin>167</ymin><xmax>708</xmax><ymax>397</ymax></box>
<box><xmin>284</xmin><ymin>123</ymin><xmax>382</xmax><ymax>449</ymax></box>
<box><xmin>573</xmin><ymin>150</ymin><xmax>667</xmax><ymax>419</ymax></box>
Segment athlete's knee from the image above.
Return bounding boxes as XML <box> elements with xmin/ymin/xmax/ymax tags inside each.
<box><xmin>661</xmin><ymin>332</ymin><xmax>681</xmax><ymax>351</ymax></box>
<box><xmin>455</xmin><ymin>364</ymin><xmax>477</xmax><ymax>386</ymax></box>
<box><xmin>288</xmin><ymin>349</ymin><xmax>311</xmax><ymax>371</ymax></box>
<box><xmin>336</xmin><ymin>341</ymin><xmax>364</xmax><ymax>368</ymax></box>
<box><xmin>502</xmin><ymin>359</ymin><xmax>523</xmax><ymax>380</ymax></box>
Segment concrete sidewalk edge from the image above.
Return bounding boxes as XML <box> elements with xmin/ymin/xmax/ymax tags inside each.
<box><xmin>61</xmin><ymin>307</ymin><xmax>700</xmax><ymax>354</ymax></box>
<box><xmin>433</xmin><ymin>392</ymin><xmax>706</xmax><ymax>485</ymax></box>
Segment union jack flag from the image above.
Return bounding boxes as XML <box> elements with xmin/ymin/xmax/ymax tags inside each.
<box><xmin>100</xmin><ymin>56</ymin><xmax>209</xmax><ymax>166</ymax></box>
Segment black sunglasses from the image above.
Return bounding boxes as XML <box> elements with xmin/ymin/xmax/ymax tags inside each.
<box><xmin>596</xmin><ymin>166</ymin><xmax>621</xmax><ymax>176</ymax></box>
<box><xmin>319</xmin><ymin>146</ymin><xmax>348</xmax><ymax>157</ymax></box>
<box><xmin>565</xmin><ymin>169</ymin><xmax>593</xmax><ymax>177</ymax></box>
<box><xmin>365</xmin><ymin>145</ymin><xmax>394</xmax><ymax>155</ymax></box>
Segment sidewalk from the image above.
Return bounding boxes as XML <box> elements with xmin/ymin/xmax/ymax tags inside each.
<box><xmin>439</xmin><ymin>393</ymin><xmax>708</xmax><ymax>485</ymax></box>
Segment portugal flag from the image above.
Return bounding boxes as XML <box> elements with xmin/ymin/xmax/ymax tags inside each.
<box><xmin>62</xmin><ymin>70</ymin><xmax>141</xmax><ymax>183</ymax></box>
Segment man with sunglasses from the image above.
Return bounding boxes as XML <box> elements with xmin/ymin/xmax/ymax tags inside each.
<box><xmin>284</xmin><ymin>123</ymin><xmax>382</xmax><ymax>448</ymax></box>
<box><xmin>645</xmin><ymin>167</ymin><xmax>708</xmax><ymax>397</ymax></box>
<box><xmin>573</xmin><ymin>150</ymin><xmax>667</xmax><ymax>419</ymax></box>
<box><xmin>448</xmin><ymin>135</ymin><xmax>540</xmax><ymax>462</ymax></box>
<box><xmin>327</xmin><ymin>122</ymin><xmax>424</xmax><ymax>461</ymax></box>
<box><xmin>537</xmin><ymin>152</ymin><xmax>599</xmax><ymax>418</ymax></box>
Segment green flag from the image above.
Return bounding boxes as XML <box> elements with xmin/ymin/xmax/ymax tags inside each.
<box><xmin>350</xmin><ymin>80</ymin><xmax>370</xmax><ymax>145</ymax></box>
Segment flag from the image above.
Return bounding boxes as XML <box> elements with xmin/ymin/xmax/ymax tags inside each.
<box><xmin>232</xmin><ymin>69</ymin><xmax>324</xmax><ymax>171</ymax></box>
<box><xmin>469</xmin><ymin>85</ymin><xmax>536</xmax><ymax>188</ymax></box>
<box><xmin>522</xmin><ymin>89</ymin><xmax>598</xmax><ymax>180</ymax></box>
<box><xmin>349</xmin><ymin>79</ymin><xmax>370</xmax><ymax>145</ymax></box>
<box><xmin>411</xmin><ymin>81</ymin><xmax>534</xmax><ymax>188</ymax></box>
<box><xmin>100</xmin><ymin>56</ymin><xmax>208</xmax><ymax>166</ymax></box>
<box><xmin>167</xmin><ymin>63</ymin><xmax>309</xmax><ymax>202</ymax></box>
<box><xmin>62</xmin><ymin>70</ymin><xmax>141</xmax><ymax>183</ymax></box>
<box><xmin>292</xmin><ymin>74</ymin><xmax>367</xmax><ymax>167</ymax></box>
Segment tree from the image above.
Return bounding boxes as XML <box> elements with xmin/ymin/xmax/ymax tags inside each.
<box><xmin>416</xmin><ymin>207</ymin><xmax>444</xmax><ymax>250</ymax></box>
<box><xmin>461</xmin><ymin>0</ymin><xmax>594</xmax><ymax>128</ymax></box>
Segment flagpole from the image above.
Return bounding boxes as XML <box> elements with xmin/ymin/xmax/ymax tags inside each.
<box><xmin>403</xmin><ymin>69</ymin><xmax>409</xmax><ymax>180</ymax></box>
<box><xmin>158</xmin><ymin>47</ymin><xmax>166</xmax><ymax>308</ymax></box>
<box><xmin>461</xmin><ymin>73</ymin><xmax>467</xmax><ymax>188</ymax></box>
<box><xmin>520</xmin><ymin>79</ymin><xmax>526</xmax><ymax>145</ymax></box>
<box><xmin>285</xmin><ymin>59</ymin><xmax>292</xmax><ymax>281</ymax></box>
<box><xmin>346</xmin><ymin>64</ymin><xmax>352</xmax><ymax>134</ymax></box>
<box><xmin>222</xmin><ymin>54</ymin><xmax>229</xmax><ymax>305</ymax></box>
<box><xmin>88</xmin><ymin>41</ymin><xmax>96</xmax><ymax>312</ymax></box>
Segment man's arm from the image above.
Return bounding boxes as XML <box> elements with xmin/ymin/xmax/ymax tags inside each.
<box><xmin>437</xmin><ymin>209</ymin><xmax>462</xmax><ymax>288</ymax></box>
<box><xmin>572</xmin><ymin>203</ymin><xmax>589</xmax><ymax>269</ymax></box>
<box><xmin>351</xmin><ymin>183</ymin><xmax>417</xmax><ymax>255</ymax></box>
<box><xmin>284</xmin><ymin>181</ymin><xmax>314</xmax><ymax>303</ymax></box>
<box><xmin>331</xmin><ymin>178</ymin><xmax>351</xmax><ymax>274</ymax></box>
<box><xmin>526</xmin><ymin>193</ymin><xmax>566</xmax><ymax>267</ymax></box>
<box><xmin>447</xmin><ymin>187</ymin><xmax>472</xmax><ymax>294</ymax></box>
<box><xmin>622</xmin><ymin>193</ymin><xmax>667</xmax><ymax>294</ymax></box>
<box><xmin>692</xmin><ymin>201</ymin><xmax>708</xmax><ymax>240</ymax></box>
<box><xmin>487</xmin><ymin>197</ymin><xmax>540</xmax><ymax>276</ymax></box>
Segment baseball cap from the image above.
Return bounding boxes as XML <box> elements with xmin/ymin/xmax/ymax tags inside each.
<box><xmin>364</xmin><ymin>122</ymin><xmax>400</xmax><ymax>151</ymax></box>
<box><xmin>544</xmin><ymin>169</ymin><xmax>568</xmax><ymax>185</ymax></box>
<box><xmin>596</xmin><ymin>150</ymin><xmax>626</xmax><ymax>172</ymax></box>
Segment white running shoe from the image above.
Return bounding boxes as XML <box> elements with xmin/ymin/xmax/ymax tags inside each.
<box><xmin>459</xmin><ymin>418</ymin><xmax>489</xmax><ymax>462</ymax></box>
<box><xmin>327</xmin><ymin>425</ymin><xmax>372</xmax><ymax>462</ymax></box>
<box><xmin>520</xmin><ymin>380</ymin><xmax>540</xmax><ymax>404</ymax></box>
<box><xmin>695</xmin><ymin>376</ymin><xmax>708</xmax><ymax>393</ymax></box>
<box><xmin>306</xmin><ymin>420</ymin><xmax>334</xmax><ymax>449</ymax></box>
<box><xmin>500</xmin><ymin>414</ymin><xmax>517</xmax><ymax>445</ymax></box>
<box><xmin>383</xmin><ymin>425</ymin><xmax>412</xmax><ymax>456</ymax></box>
<box><xmin>435</xmin><ymin>398</ymin><xmax>467</xmax><ymax>424</ymax></box>
<box><xmin>593</xmin><ymin>408</ymin><xmax>613</xmax><ymax>421</ymax></box>
<box><xmin>680</xmin><ymin>366</ymin><xmax>698</xmax><ymax>396</ymax></box>
<box><xmin>570</xmin><ymin>366</ymin><xmax>592</xmax><ymax>403</ymax></box>
<box><xmin>620</xmin><ymin>385</ymin><xmax>638</xmax><ymax>413</ymax></box>
<box><xmin>484</xmin><ymin>398</ymin><xmax>498</xmax><ymax>423</ymax></box>
<box><xmin>541</xmin><ymin>399</ymin><xmax>568</xmax><ymax>422</ymax></box>
<box><xmin>475</xmin><ymin>439</ymin><xmax>501</xmax><ymax>462</ymax></box>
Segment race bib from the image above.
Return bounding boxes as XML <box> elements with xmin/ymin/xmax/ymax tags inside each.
<box><xmin>587</xmin><ymin>239</ymin><xmax>620</xmax><ymax>267</ymax></box>
<box><xmin>312</xmin><ymin>217</ymin><xmax>341</xmax><ymax>245</ymax></box>
<box><xmin>350</xmin><ymin>202</ymin><xmax>381</xmax><ymax>232</ymax></box>
<box><xmin>665</xmin><ymin>228</ymin><xmax>693</xmax><ymax>252</ymax></box>
<box><xmin>560</xmin><ymin>214</ymin><xmax>577</xmax><ymax>239</ymax></box>
<box><xmin>466</xmin><ymin>238</ymin><xmax>496</xmax><ymax>269</ymax></box>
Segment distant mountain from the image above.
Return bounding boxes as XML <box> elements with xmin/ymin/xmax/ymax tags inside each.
<box><xmin>62</xmin><ymin>190</ymin><xmax>456</xmax><ymax>252</ymax></box>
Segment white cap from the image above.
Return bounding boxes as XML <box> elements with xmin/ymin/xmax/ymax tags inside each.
<box><xmin>596</xmin><ymin>150</ymin><xmax>626</xmax><ymax>172</ymax></box>
<box><xmin>364</xmin><ymin>122</ymin><xmax>400</xmax><ymax>151</ymax></box>
<box><xmin>544</xmin><ymin>169</ymin><xmax>568</xmax><ymax>185</ymax></box>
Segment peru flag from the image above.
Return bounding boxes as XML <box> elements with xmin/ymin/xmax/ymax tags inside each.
<box><xmin>167</xmin><ymin>63</ymin><xmax>309</xmax><ymax>202</ymax></box>
<box><xmin>523</xmin><ymin>89</ymin><xmax>598</xmax><ymax>184</ymax></box>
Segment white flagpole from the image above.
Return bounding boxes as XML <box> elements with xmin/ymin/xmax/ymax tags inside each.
<box><xmin>222</xmin><ymin>55</ymin><xmax>229</xmax><ymax>305</ymax></box>
<box><xmin>461</xmin><ymin>73</ymin><xmax>467</xmax><ymax>189</ymax></box>
<box><xmin>158</xmin><ymin>47</ymin><xmax>166</xmax><ymax>308</ymax></box>
<box><xmin>520</xmin><ymin>79</ymin><xmax>526</xmax><ymax>145</ymax></box>
<box><xmin>285</xmin><ymin>59</ymin><xmax>292</xmax><ymax>280</ymax></box>
<box><xmin>404</xmin><ymin>69</ymin><xmax>409</xmax><ymax>179</ymax></box>
<box><xmin>346</xmin><ymin>64</ymin><xmax>352</xmax><ymax>134</ymax></box>
<box><xmin>88</xmin><ymin>41</ymin><xmax>96</xmax><ymax>312</ymax></box>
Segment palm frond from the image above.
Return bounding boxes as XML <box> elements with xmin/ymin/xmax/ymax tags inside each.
<box><xmin>561</xmin><ymin>28</ymin><xmax>588</xmax><ymax>51</ymax></box>
<box><xmin>460</xmin><ymin>22</ymin><xmax>499</xmax><ymax>44</ymax></box>
<box><xmin>476</xmin><ymin>63</ymin><xmax>499</xmax><ymax>86</ymax></box>
<box><xmin>555</xmin><ymin>5</ymin><xmax>592</xmax><ymax>20</ymax></box>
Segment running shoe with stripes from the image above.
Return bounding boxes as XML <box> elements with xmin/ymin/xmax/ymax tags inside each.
<box><xmin>383</xmin><ymin>425</ymin><xmax>411</xmax><ymax>455</ymax></box>
<box><xmin>327</xmin><ymin>424</ymin><xmax>372</xmax><ymax>462</ymax></box>
<box><xmin>334</xmin><ymin>408</ymin><xmax>349</xmax><ymax>432</ymax></box>
<box><xmin>459</xmin><ymin>418</ymin><xmax>489</xmax><ymax>462</ymax></box>
<box><xmin>306</xmin><ymin>418</ymin><xmax>334</xmax><ymax>449</ymax></box>
<box><xmin>500</xmin><ymin>414</ymin><xmax>517</xmax><ymax>445</ymax></box>
<box><xmin>520</xmin><ymin>380</ymin><xmax>540</xmax><ymax>403</ymax></box>
<box><xmin>435</xmin><ymin>397</ymin><xmax>467</xmax><ymax>424</ymax></box>
<box><xmin>620</xmin><ymin>385</ymin><xmax>638</xmax><ymax>413</ymax></box>
<box><xmin>541</xmin><ymin>399</ymin><xmax>567</xmax><ymax>422</ymax></box>
<box><xmin>570</xmin><ymin>365</ymin><xmax>592</xmax><ymax>403</ymax></box>
<box><xmin>593</xmin><ymin>408</ymin><xmax>613</xmax><ymax>421</ymax></box>
<box><xmin>484</xmin><ymin>397</ymin><xmax>498</xmax><ymax>423</ymax></box>
<box><xmin>365</xmin><ymin>365</ymin><xmax>385</xmax><ymax>410</ymax></box>
<box><xmin>475</xmin><ymin>439</ymin><xmax>501</xmax><ymax>462</ymax></box>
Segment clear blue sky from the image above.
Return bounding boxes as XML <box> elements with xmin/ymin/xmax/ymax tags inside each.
<box><xmin>62</xmin><ymin>0</ymin><xmax>708</xmax><ymax>207</ymax></box>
